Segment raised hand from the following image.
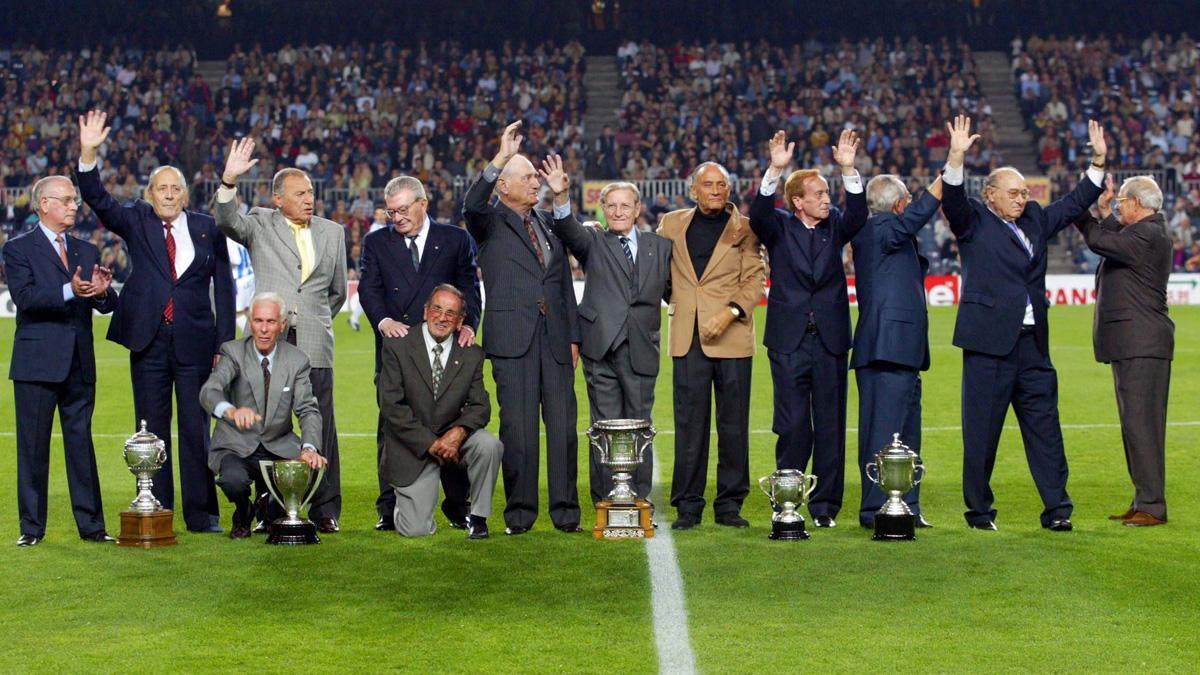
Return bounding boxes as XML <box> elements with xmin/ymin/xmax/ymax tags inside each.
<box><xmin>946</xmin><ymin>115</ymin><xmax>981</xmax><ymax>168</ymax></box>
<box><xmin>768</xmin><ymin>130</ymin><xmax>795</xmax><ymax>172</ymax></box>
<box><xmin>1087</xmin><ymin>119</ymin><xmax>1107</xmax><ymax>162</ymax></box>
<box><xmin>831</xmin><ymin>129</ymin><xmax>860</xmax><ymax>171</ymax></box>
<box><xmin>1097</xmin><ymin>174</ymin><xmax>1116</xmax><ymax>219</ymax></box>
<box><xmin>78</xmin><ymin>111</ymin><xmax>111</xmax><ymax>164</ymax></box>
<box><xmin>492</xmin><ymin>121</ymin><xmax>525</xmax><ymax>168</ymax></box>
<box><xmin>538</xmin><ymin>154</ymin><xmax>570</xmax><ymax>196</ymax></box>
<box><xmin>222</xmin><ymin>137</ymin><xmax>258</xmax><ymax>184</ymax></box>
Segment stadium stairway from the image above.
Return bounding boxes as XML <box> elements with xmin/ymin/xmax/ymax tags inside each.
<box><xmin>583</xmin><ymin>55</ymin><xmax>621</xmax><ymax>142</ymax></box>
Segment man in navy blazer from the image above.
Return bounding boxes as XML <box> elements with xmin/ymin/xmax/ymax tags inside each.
<box><xmin>6</xmin><ymin>175</ymin><xmax>117</xmax><ymax>546</ymax></box>
<box><xmin>850</xmin><ymin>175</ymin><xmax>943</xmax><ymax>528</ymax></box>
<box><xmin>359</xmin><ymin>175</ymin><xmax>482</xmax><ymax>531</ymax></box>
<box><xmin>76</xmin><ymin>111</ymin><xmax>235</xmax><ymax>533</ymax></box>
<box><xmin>941</xmin><ymin>115</ymin><xmax>1107</xmax><ymax>532</ymax></box>
<box><xmin>748</xmin><ymin>130</ymin><xmax>866</xmax><ymax>528</ymax></box>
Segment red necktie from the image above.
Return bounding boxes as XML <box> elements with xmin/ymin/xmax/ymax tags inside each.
<box><xmin>55</xmin><ymin>233</ymin><xmax>69</xmax><ymax>270</ymax></box>
<box><xmin>524</xmin><ymin>214</ymin><xmax>546</xmax><ymax>269</ymax></box>
<box><xmin>164</xmin><ymin>221</ymin><xmax>177</xmax><ymax>322</ymax></box>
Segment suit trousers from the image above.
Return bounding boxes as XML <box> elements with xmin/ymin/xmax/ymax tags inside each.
<box><xmin>492</xmin><ymin>315</ymin><xmax>580</xmax><ymax>530</ymax></box>
<box><xmin>392</xmin><ymin>429</ymin><xmax>503</xmax><ymax>536</ymax></box>
<box><xmin>961</xmin><ymin>330</ymin><xmax>1073</xmax><ymax>527</ymax></box>
<box><xmin>305</xmin><ymin>366</ymin><xmax>341</xmax><ymax>520</ymax></box>
<box><xmin>582</xmin><ymin>339</ymin><xmax>656</xmax><ymax>504</ymax></box>
<box><xmin>768</xmin><ymin>332</ymin><xmax>848</xmax><ymax>519</ymax></box>
<box><xmin>670</xmin><ymin>331</ymin><xmax>751</xmax><ymax>519</ymax></box>
<box><xmin>375</xmin><ymin>409</ymin><xmax>471</xmax><ymax>523</ymax></box>
<box><xmin>215</xmin><ymin>446</ymin><xmax>285</xmax><ymax>525</ymax></box>
<box><xmin>132</xmin><ymin>322</ymin><xmax>221</xmax><ymax>531</ymax></box>
<box><xmin>14</xmin><ymin>349</ymin><xmax>107</xmax><ymax>539</ymax></box>
<box><xmin>855</xmin><ymin>364</ymin><xmax>922</xmax><ymax>525</ymax></box>
<box><xmin>1112</xmin><ymin>357</ymin><xmax>1171</xmax><ymax>520</ymax></box>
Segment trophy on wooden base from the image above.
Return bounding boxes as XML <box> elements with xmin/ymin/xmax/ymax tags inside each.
<box><xmin>118</xmin><ymin>421</ymin><xmax>177</xmax><ymax>548</ymax></box>
<box><xmin>259</xmin><ymin>459</ymin><xmax>326</xmax><ymax>545</ymax></box>
<box><xmin>589</xmin><ymin>419</ymin><xmax>655</xmax><ymax>540</ymax></box>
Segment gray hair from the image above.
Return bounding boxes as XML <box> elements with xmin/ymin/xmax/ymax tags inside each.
<box><xmin>384</xmin><ymin>175</ymin><xmax>427</xmax><ymax>201</ymax></box>
<box><xmin>866</xmin><ymin>175</ymin><xmax>908</xmax><ymax>215</ymax></box>
<box><xmin>30</xmin><ymin>175</ymin><xmax>73</xmax><ymax>215</ymax></box>
<box><xmin>271</xmin><ymin>167</ymin><xmax>310</xmax><ymax>195</ymax></box>
<box><xmin>1120</xmin><ymin>176</ymin><xmax>1163</xmax><ymax>211</ymax></box>
<box><xmin>687</xmin><ymin>162</ymin><xmax>731</xmax><ymax>191</ymax></box>
<box><xmin>250</xmin><ymin>291</ymin><xmax>288</xmax><ymax>319</ymax></box>
<box><xmin>599</xmin><ymin>181</ymin><xmax>641</xmax><ymax>205</ymax></box>
<box><xmin>426</xmin><ymin>283</ymin><xmax>465</xmax><ymax>312</ymax></box>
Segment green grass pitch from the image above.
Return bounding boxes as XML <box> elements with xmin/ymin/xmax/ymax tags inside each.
<box><xmin>0</xmin><ymin>306</ymin><xmax>1196</xmax><ymax>672</ymax></box>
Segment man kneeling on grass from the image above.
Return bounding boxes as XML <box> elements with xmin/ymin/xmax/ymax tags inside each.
<box><xmin>378</xmin><ymin>285</ymin><xmax>501</xmax><ymax>540</ymax></box>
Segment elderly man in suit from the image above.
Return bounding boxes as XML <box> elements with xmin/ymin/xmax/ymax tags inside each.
<box><xmin>1074</xmin><ymin>176</ymin><xmax>1174</xmax><ymax>527</ymax></box>
<box><xmin>6</xmin><ymin>175</ymin><xmax>117</xmax><ymax>546</ymax></box>
<box><xmin>942</xmin><ymin>115</ymin><xmax>1106</xmax><ymax>532</ymax></box>
<box><xmin>658</xmin><ymin>161</ymin><xmax>765</xmax><ymax>530</ymax></box>
<box><xmin>850</xmin><ymin>174</ymin><xmax>944</xmax><ymax>529</ymax></box>
<box><xmin>76</xmin><ymin>110</ymin><xmax>235</xmax><ymax>534</ymax></box>
<box><xmin>543</xmin><ymin>165</ymin><xmax>672</xmax><ymax>504</ymax></box>
<box><xmin>378</xmin><ymin>285</ymin><xmax>501</xmax><ymax>539</ymax></box>
<box><xmin>749</xmin><ymin>129</ymin><xmax>865</xmax><ymax>529</ymax></box>
<box><xmin>200</xmin><ymin>292</ymin><xmax>327</xmax><ymax>539</ymax></box>
<box><xmin>216</xmin><ymin>139</ymin><xmax>347</xmax><ymax>532</ymax></box>
<box><xmin>360</xmin><ymin>174</ymin><xmax>482</xmax><ymax>531</ymax></box>
<box><xmin>463</xmin><ymin>121</ymin><xmax>582</xmax><ymax>535</ymax></box>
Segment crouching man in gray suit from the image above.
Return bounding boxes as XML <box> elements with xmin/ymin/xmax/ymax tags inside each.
<box><xmin>200</xmin><ymin>291</ymin><xmax>327</xmax><ymax>539</ymax></box>
<box><xmin>379</xmin><ymin>285</ymin><xmax>501</xmax><ymax>539</ymax></box>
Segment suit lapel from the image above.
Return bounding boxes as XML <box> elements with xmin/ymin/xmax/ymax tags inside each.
<box><xmin>500</xmin><ymin>205</ymin><xmax>544</xmax><ymax>271</ymax></box>
<box><xmin>35</xmin><ymin>230</ymin><xmax>73</xmax><ymax>278</ymax></box>
<box><xmin>147</xmin><ymin>218</ymin><xmax>174</xmax><ymax>281</ymax></box>
<box><xmin>244</xmin><ymin>339</ymin><xmax>268</xmax><ymax>415</ymax></box>
<box><xmin>636</xmin><ymin>233</ymin><xmax>660</xmax><ymax>293</ymax></box>
<box><xmin>810</xmin><ymin>221</ymin><xmax>831</xmax><ymax>278</ymax></box>
<box><xmin>386</xmin><ymin>228</ymin><xmax>420</xmax><ymax>284</ymax></box>
<box><xmin>265</xmin><ymin>345</ymin><xmax>287</xmax><ymax>421</ymax></box>
<box><xmin>604</xmin><ymin>230</ymin><xmax>634</xmax><ymax>280</ymax></box>
<box><xmin>177</xmin><ymin>215</ymin><xmax>209</xmax><ymax>282</ymax></box>
<box><xmin>405</xmin><ymin>330</ymin><xmax>436</xmax><ymax>395</ymax></box>
<box><xmin>419</xmin><ymin>223</ymin><xmax>445</xmax><ymax>278</ymax></box>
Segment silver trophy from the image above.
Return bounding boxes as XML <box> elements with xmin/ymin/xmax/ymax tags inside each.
<box><xmin>587</xmin><ymin>419</ymin><xmax>655</xmax><ymax>539</ymax></box>
<box><xmin>124</xmin><ymin>420</ymin><xmax>167</xmax><ymax>512</ymax></box>
<box><xmin>865</xmin><ymin>433</ymin><xmax>926</xmax><ymax>541</ymax></box>
<box><xmin>259</xmin><ymin>459</ymin><xmax>326</xmax><ymax>545</ymax></box>
<box><xmin>759</xmin><ymin>469</ymin><xmax>818</xmax><ymax>540</ymax></box>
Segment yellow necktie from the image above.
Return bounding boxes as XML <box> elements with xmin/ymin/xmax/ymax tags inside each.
<box><xmin>288</xmin><ymin>220</ymin><xmax>314</xmax><ymax>282</ymax></box>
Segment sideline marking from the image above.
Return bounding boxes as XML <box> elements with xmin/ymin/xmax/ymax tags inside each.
<box><xmin>644</xmin><ymin>446</ymin><xmax>698</xmax><ymax>675</ymax></box>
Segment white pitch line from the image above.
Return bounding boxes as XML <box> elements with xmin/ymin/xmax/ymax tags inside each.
<box><xmin>644</xmin><ymin>445</ymin><xmax>698</xmax><ymax>675</ymax></box>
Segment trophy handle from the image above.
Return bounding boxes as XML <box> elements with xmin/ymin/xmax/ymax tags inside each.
<box><xmin>637</xmin><ymin>424</ymin><xmax>656</xmax><ymax>462</ymax></box>
<box><xmin>758</xmin><ymin>475</ymin><xmax>774</xmax><ymax>500</ymax></box>
<box><xmin>803</xmin><ymin>473</ymin><xmax>818</xmax><ymax>499</ymax></box>
<box><xmin>258</xmin><ymin>460</ymin><xmax>285</xmax><ymax>509</ymax></box>
<box><xmin>912</xmin><ymin>462</ymin><xmax>925</xmax><ymax>486</ymax></box>
<box><xmin>299</xmin><ymin>465</ymin><xmax>326</xmax><ymax>515</ymax></box>
<box><xmin>865</xmin><ymin>462</ymin><xmax>879</xmax><ymax>485</ymax></box>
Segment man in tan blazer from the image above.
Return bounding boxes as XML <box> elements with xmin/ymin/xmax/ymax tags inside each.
<box><xmin>657</xmin><ymin>162</ymin><xmax>765</xmax><ymax>529</ymax></box>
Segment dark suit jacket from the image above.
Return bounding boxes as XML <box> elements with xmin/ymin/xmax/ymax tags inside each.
<box><xmin>463</xmin><ymin>174</ymin><xmax>580</xmax><ymax>363</ymax></box>
<box><xmin>748</xmin><ymin>186</ymin><xmax>868</xmax><ymax>355</ymax></box>
<box><xmin>378</xmin><ymin>327</ymin><xmax>490</xmax><ymax>488</ymax></box>
<box><xmin>77</xmin><ymin>167</ymin><xmax>235</xmax><ymax>363</ymax></box>
<box><xmin>942</xmin><ymin>176</ymin><xmax>1101</xmax><ymax>357</ymax></box>
<box><xmin>850</xmin><ymin>191</ymin><xmax>941</xmax><ymax>371</ymax></box>
<box><xmin>358</xmin><ymin>220</ymin><xmax>482</xmax><ymax>373</ymax></box>
<box><xmin>4</xmin><ymin>226</ymin><xmax>117</xmax><ymax>384</ymax></box>
<box><xmin>1075</xmin><ymin>212</ymin><xmax>1174</xmax><ymax>363</ymax></box>
<box><xmin>548</xmin><ymin>217</ymin><xmax>671</xmax><ymax>376</ymax></box>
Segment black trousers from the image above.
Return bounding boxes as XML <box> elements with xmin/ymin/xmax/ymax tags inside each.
<box><xmin>305</xmin><ymin>366</ymin><xmax>340</xmax><ymax>520</ymax></box>
<box><xmin>670</xmin><ymin>331</ymin><xmax>751</xmax><ymax>519</ymax></box>
<box><xmin>131</xmin><ymin>322</ymin><xmax>221</xmax><ymax>531</ymax></box>
<box><xmin>492</xmin><ymin>316</ymin><xmax>580</xmax><ymax>530</ymax></box>
<box><xmin>961</xmin><ymin>330</ymin><xmax>1073</xmax><ymax>527</ymax></box>
<box><xmin>216</xmin><ymin>447</ymin><xmax>285</xmax><ymax>525</ymax></box>
<box><xmin>582</xmin><ymin>338</ymin><xmax>656</xmax><ymax>504</ymax></box>
<box><xmin>14</xmin><ymin>348</ymin><xmax>106</xmax><ymax>539</ymax></box>
<box><xmin>374</xmin><ymin>410</ymin><xmax>470</xmax><ymax>523</ymax></box>
<box><xmin>1112</xmin><ymin>357</ymin><xmax>1171</xmax><ymax>520</ymax></box>
<box><xmin>855</xmin><ymin>363</ymin><xmax>922</xmax><ymax>524</ymax></box>
<box><xmin>768</xmin><ymin>332</ymin><xmax>848</xmax><ymax>519</ymax></box>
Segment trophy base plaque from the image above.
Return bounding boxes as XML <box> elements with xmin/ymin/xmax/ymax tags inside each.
<box><xmin>593</xmin><ymin>499</ymin><xmax>655</xmax><ymax>539</ymax></box>
<box><xmin>118</xmin><ymin>509</ymin><xmax>177</xmax><ymax>548</ymax></box>
<box><xmin>872</xmin><ymin>513</ymin><xmax>916</xmax><ymax>541</ymax></box>
<box><xmin>265</xmin><ymin>520</ymin><xmax>321</xmax><ymax>545</ymax></box>
<box><xmin>768</xmin><ymin>518</ymin><xmax>811</xmax><ymax>541</ymax></box>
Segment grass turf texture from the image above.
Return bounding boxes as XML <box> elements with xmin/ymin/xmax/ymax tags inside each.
<box><xmin>1</xmin><ymin>306</ymin><xmax>1197</xmax><ymax>672</ymax></box>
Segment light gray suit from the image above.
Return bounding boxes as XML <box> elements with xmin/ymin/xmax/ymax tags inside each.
<box><xmin>215</xmin><ymin>197</ymin><xmax>347</xmax><ymax>520</ymax></box>
<box><xmin>547</xmin><ymin>215</ymin><xmax>672</xmax><ymax>503</ymax></box>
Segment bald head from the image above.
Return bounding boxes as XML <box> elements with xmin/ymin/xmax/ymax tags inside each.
<box><xmin>983</xmin><ymin>166</ymin><xmax>1030</xmax><ymax>221</ymax></box>
<box><xmin>497</xmin><ymin>154</ymin><xmax>540</xmax><ymax>213</ymax></box>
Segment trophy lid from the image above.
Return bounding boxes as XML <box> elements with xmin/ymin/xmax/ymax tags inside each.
<box><xmin>125</xmin><ymin>419</ymin><xmax>165</xmax><ymax>454</ymax></box>
<box><xmin>878</xmin><ymin>432</ymin><xmax>916</xmax><ymax>459</ymax></box>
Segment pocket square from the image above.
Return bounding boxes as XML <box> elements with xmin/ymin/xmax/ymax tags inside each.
<box><xmin>282</xmin><ymin>387</ymin><xmax>291</xmax><ymax>392</ymax></box>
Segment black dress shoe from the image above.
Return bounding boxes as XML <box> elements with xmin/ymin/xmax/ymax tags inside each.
<box><xmin>81</xmin><ymin>531</ymin><xmax>116</xmax><ymax>543</ymax></box>
<box><xmin>16</xmin><ymin>534</ymin><xmax>41</xmax><ymax>547</ymax></box>
<box><xmin>504</xmin><ymin>525</ymin><xmax>530</xmax><ymax>536</ymax></box>
<box><xmin>467</xmin><ymin>515</ymin><xmax>489</xmax><ymax>540</ymax></box>
<box><xmin>555</xmin><ymin>523</ymin><xmax>583</xmax><ymax>533</ymax></box>
<box><xmin>915</xmin><ymin>515</ymin><xmax>933</xmax><ymax>529</ymax></box>
<box><xmin>315</xmin><ymin>518</ymin><xmax>339</xmax><ymax>533</ymax></box>
<box><xmin>375</xmin><ymin>517</ymin><xmax>395</xmax><ymax>532</ymax></box>
<box><xmin>1047</xmin><ymin>518</ymin><xmax>1073</xmax><ymax>532</ymax></box>
<box><xmin>715</xmin><ymin>513</ymin><xmax>750</xmax><ymax>528</ymax></box>
<box><xmin>969</xmin><ymin>520</ymin><xmax>998</xmax><ymax>531</ymax></box>
<box><xmin>671</xmin><ymin>514</ymin><xmax>700</xmax><ymax>530</ymax></box>
<box><xmin>448</xmin><ymin>518</ymin><xmax>469</xmax><ymax>530</ymax></box>
<box><xmin>229</xmin><ymin>524</ymin><xmax>252</xmax><ymax>540</ymax></box>
<box><xmin>813</xmin><ymin>515</ymin><xmax>836</xmax><ymax>528</ymax></box>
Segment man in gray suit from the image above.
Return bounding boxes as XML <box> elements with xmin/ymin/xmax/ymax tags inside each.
<box><xmin>200</xmin><ymin>292</ymin><xmax>327</xmax><ymax>539</ymax></box>
<box><xmin>543</xmin><ymin>166</ymin><xmax>671</xmax><ymax>504</ymax></box>
<box><xmin>379</xmin><ymin>285</ymin><xmax>501</xmax><ymax>539</ymax></box>
<box><xmin>1075</xmin><ymin>175</ymin><xmax>1174</xmax><ymax>527</ymax></box>
<box><xmin>215</xmin><ymin>139</ymin><xmax>347</xmax><ymax>532</ymax></box>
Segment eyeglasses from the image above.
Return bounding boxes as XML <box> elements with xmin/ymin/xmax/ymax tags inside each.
<box><xmin>385</xmin><ymin>201</ymin><xmax>424</xmax><ymax>219</ymax></box>
<box><xmin>1004</xmin><ymin>189</ymin><xmax>1031</xmax><ymax>200</ymax></box>
<box><xmin>43</xmin><ymin>194</ymin><xmax>82</xmax><ymax>208</ymax></box>
<box><xmin>602</xmin><ymin>203</ymin><xmax>637</xmax><ymax>214</ymax></box>
<box><xmin>426</xmin><ymin>304</ymin><xmax>463</xmax><ymax>319</ymax></box>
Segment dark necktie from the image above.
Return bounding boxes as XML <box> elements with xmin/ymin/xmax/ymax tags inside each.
<box><xmin>407</xmin><ymin>235</ymin><xmax>419</xmax><ymax>270</ymax></box>
<box><xmin>261</xmin><ymin>356</ymin><xmax>270</xmax><ymax>414</ymax></box>
<box><xmin>619</xmin><ymin>235</ymin><xmax>634</xmax><ymax>265</ymax></box>
<box><xmin>523</xmin><ymin>214</ymin><xmax>546</xmax><ymax>268</ymax></box>
<box><xmin>164</xmin><ymin>221</ymin><xmax>177</xmax><ymax>322</ymax></box>
<box><xmin>431</xmin><ymin>343</ymin><xmax>444</xmax><ymax>395</ymax></box>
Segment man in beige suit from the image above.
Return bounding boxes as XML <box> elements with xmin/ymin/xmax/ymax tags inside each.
<box><xmin>657</xmin><ymin>162</ymin><xmax>765</xmax><ymax>529</ymax></box>
<box><xmin>215</xmin><ymin>139</ymin><xmax>347</xmax><ymax>532</ymax></box>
